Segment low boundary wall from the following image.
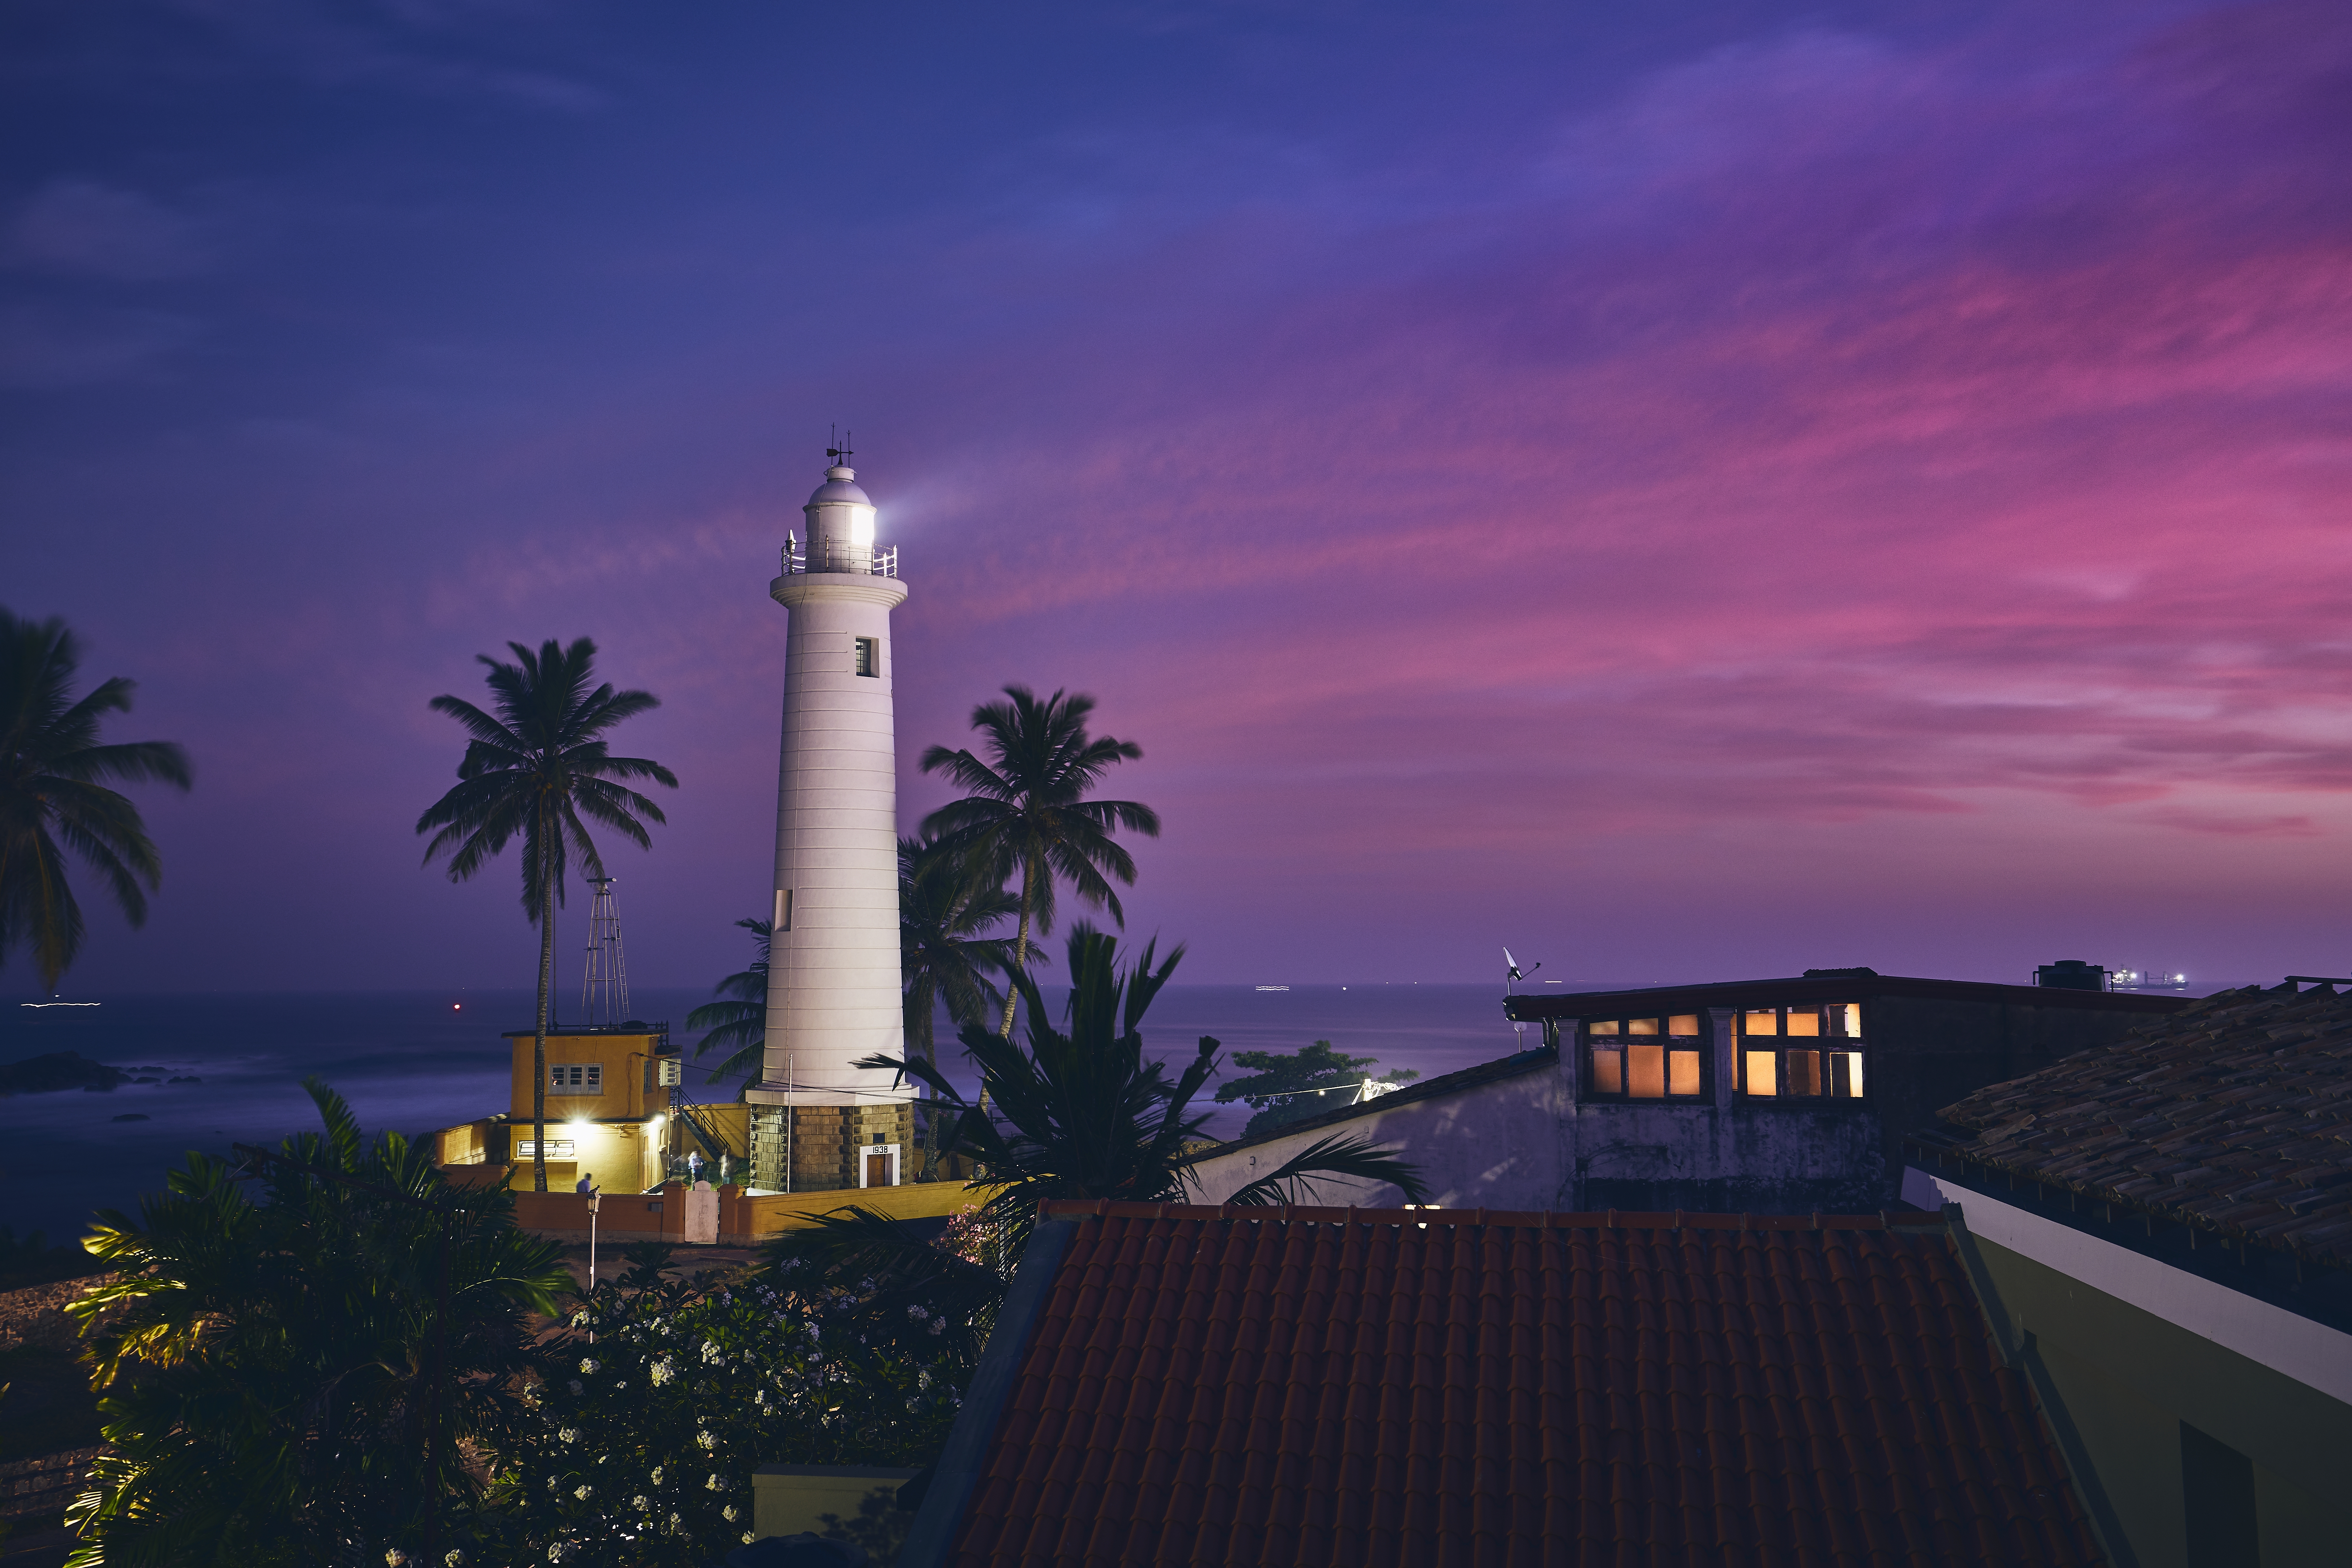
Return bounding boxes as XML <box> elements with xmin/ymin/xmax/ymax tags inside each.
<box><xmin>511</xmin><ymin>1181</ymin><xmax>993</xmax><ymax>1247</ymax></box>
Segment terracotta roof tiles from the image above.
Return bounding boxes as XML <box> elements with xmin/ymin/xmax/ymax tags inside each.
<box><xmin>1933</xmin><ymin>982</ymin><xmax>2352</xmax><ymax>1264</ymax></box>
<box><xmin>943</xmin><ymin>1203</ymin><xmax>2102</xmax><ymax>1567</ymax></box>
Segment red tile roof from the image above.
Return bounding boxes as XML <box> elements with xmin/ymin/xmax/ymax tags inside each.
<box><xmin>946</xmin><ymin>1203</ymin><xmax>2103</xmax><ymax>1567</ymax></box>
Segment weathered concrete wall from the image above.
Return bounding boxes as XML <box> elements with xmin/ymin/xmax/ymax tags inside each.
<box><xmin>1570</xmin><ymin>1101</ymin><xmax>1882</xmax><ymax>1213</ymax></box>
<box><xmin>1186</xmin><ymin>1055</ymin><xmax>1880</xmax><ymax>1214</ymax></box>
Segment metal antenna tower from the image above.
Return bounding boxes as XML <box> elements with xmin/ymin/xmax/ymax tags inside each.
<box><xmin>580</xmin><ymin>877</ymin><xmax>631</xmax><ymax>1027</ymax></box>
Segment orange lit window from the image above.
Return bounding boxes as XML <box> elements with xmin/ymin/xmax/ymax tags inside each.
<box><xmin>1584</xmin><ymin>1016</ymin><xmax>1703</xmax><ymax>1101</ymax></box>
<box><xmin>1734</xmin><ymin>1004</ymin><xmax>1866</xmax><ymax>1102</ymax></box>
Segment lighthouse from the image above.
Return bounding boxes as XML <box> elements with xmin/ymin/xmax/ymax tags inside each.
<box><xmin>743</xmin><ymin>450</ymin><xmax>916</xmax><ymax>1193</ymax></box>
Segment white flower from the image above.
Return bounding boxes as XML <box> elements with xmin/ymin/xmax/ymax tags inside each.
<box><xmin>574</xmin><ymin>1484</ymin><xmax>593</xmax><ymax>1501</ymax></box>
<box><xmin>649</xmin><ymin>1358</ymin><xmax>676</xmax><ymax>1387</ymax></box>
<box><xmin>386</xmin><ymin>1552</ymin><xmax>409</xmax><ymax>1567</ymax></box>
<box><xmin>547</xmin><ymin>1476</ymin><xmax>560</xmax><ymax>1492</ymax></box>
<box><xmin>907</xmin><ymin>1304</ymin><xmax>929</xmax><ymax>1320</ymax></box>
<box><xmin>722</xmin><ymin>1505</ymin><xmax>739</xmax><ymax>1522</ymax></box>
<box><xmin>549</xmin><ymin>1546</ymin><xmax>571</xmax><ymax>1564</ymax></box>
<box><xmin>701</xmin><ymin>1341</ymin><xmax>723</xmax><ymax>1364</ymax></box>
<box><xmin>742</xmin><ymin>1532</ymin><xmax>756</xmax><ymax>1546</ymax></box>
<box><xmin>650</xmin><ymin>1467</ymin><xmax>663</xmax><ymax>1484</ymax></box>
<box><xmin>446</xmin><ymin>1553</ymin><xmax>466</xmax><ymax>1568</ymax></box>
<box><xmin>929</xmin><ymin>1319</ymin><xmax>945</xmax><ymax>1335</ymax></box>
<box><xmin>705</xmin><ymin>1473</ymin><xmax>723</xmax><ymax>1491</ymax></box>
<box><xmin>611</xmin><ymin>1380</ymin><xmax>626</xmax><ymax>1391</ymax></box>
<box><xmin>696</xmin><ymin>1430</ymin><xmax>716</xmax><ymax>1450</ymax></box>
<box><xmin>571</xmin><ymin>1311</ymin><xmax>589</xmax><ymax>1327</ymax></box>
<box><xmin>918</xmin><ymin>1370</ymin><xmax>932</xmax><ymax>1391</ymax></box>
<box><xmin>558</xmin><ymin>1428</ymin><xmax>579</xmax><ymax>1445</ymax></box>
<box><xmin>668</xmin><ymin>1512</ymin><xmax>681</xmax><ymax>1526</ymax></box>
<box><xmin>579</xmin><ymin>1358</ymin><xmax>600</xmax><ymax>1374</ymax></box>
<box><xmin>632</xmin><ymin>1495</ymin><xmax>648</xmax><ymax>1509</ymax></box>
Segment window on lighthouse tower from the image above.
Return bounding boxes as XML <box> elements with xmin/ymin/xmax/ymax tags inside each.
<box><xmin>854</xmin><ymin>638</ymin><xmax>879</xmax><ymax>677</ymax></box>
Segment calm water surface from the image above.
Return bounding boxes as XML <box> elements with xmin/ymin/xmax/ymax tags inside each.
<box><xmin>0</xmin><ymin>981</ymin><xmax>1559</xmax><ymax>1245</ymax></box>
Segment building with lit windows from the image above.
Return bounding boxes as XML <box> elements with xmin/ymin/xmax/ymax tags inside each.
<box><xmin>1185</xmin><ymin>966</ymin><xmax>2185</xmax><ymax>1214</ymax></box>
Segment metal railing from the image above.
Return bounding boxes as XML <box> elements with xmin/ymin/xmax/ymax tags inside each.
<box><xmin>782</xmin><ymin>533</ymin><xmax>900</xmax><ymax>578</ymax></box>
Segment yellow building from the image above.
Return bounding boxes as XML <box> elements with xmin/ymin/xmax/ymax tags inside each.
<box><xmin>433</xmin><ymin>1023</ymin><xmax>749</xmax><ymax>1193</ymax></box>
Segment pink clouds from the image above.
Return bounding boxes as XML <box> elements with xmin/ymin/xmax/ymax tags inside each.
<box><xmin>8</xmin><ymin>1</ymin><xmax>2350</xmax><ymax>993</ymax></box>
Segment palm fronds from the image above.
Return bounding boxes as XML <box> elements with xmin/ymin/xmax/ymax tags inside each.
<box><xmin>0</xmin><ymin>609</ymin><xmax>191</xmax><ymax>990</ymax></box>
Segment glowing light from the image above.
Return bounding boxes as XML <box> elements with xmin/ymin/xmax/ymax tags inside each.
<box><xmin>452</xmin><ymin>1004</ymin><xmax>461</xmax><ymax>1011</ymax></box>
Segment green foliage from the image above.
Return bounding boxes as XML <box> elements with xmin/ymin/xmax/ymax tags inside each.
<box><xmin>483</xmin><ymin>1261</ymin><xmax>967</xmax><ymax>1567</ymax></box>
<box><xmin>919</xmin><ymin>684</ymin><xmax>1158</xmax><ymax>1037</ymax></box>
<box><xmin>686</xmin><ymin>917</ymin><xmax>771</xmax><ymax>1083</ymax></box>
<box><xmin>1215</xmin><ymin>1041</ymin><xmax>1419</xmax><ymax>1137</ymax></box>
<box><xmin>862</xmin><ymin>925</ymin><xmax>1429</xmax><ymax>1251</ymax></box>
<box><xmin>65</xmin><ymin>1080</ymin><xmax>571</xmax><ymax>1568</ymax></box>
<box><xmin>0</xmin><ymin>607</ymin><xmax>192</xmax><ymax>992</ymax></box>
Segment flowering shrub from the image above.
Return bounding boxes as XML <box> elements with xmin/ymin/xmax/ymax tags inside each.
<box><xmin>483</xmin><ymin>1261</ymin><xmax>972</xmax><ymax>1567</ymax></box>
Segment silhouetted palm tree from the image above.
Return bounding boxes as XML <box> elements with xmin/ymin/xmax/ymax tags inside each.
<box><xmin>861</xmin><ymin>925</ymin><xmax>1429</xmax><ymax>1241</ymax></box>
<box><xmin>919</xmin><ymin>686</ymin><xmax>1157</xmax><ymax>1040</ymax></box>
<box><xmin>0</xmin><ymin>609</ymin><xmax>192</xmax><ymax>992</ymax></box>
<box><xmin>899</xmin><ymin>834</ymin><xmax>1024</xmax><ymax>1177</ymax></box>
<box><xmin>686</xmin><ymin>916</ymin><xmax>770</xmax><ymax>1084</ymax></box>
<box><xmin>416</xmin><ymin>638</ymin><xmax>676</xmax><ymax>1192</ymax></box>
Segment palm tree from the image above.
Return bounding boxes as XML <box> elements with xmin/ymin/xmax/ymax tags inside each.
<box><xmin>899</xmin><ymin>833</ymin><xmax>1025</xmax><ymax>1177</ymax></box>
<box><xmin>0</xmin><ymin>610</ymin><xmax>192</xmax><ymax>992</ymax></box>
<box><xmin>685</xmin><ymin>916</ymin><xmax>770</xmax><ymax>1084</ymax></box>
<box><xmin>416</xmin><ymin>638</ymin><xmax>677</xmax><ymax>1193</ymax></box>
<box><xmin>859</xmin><ymin>925</ymin><xmax>1428</xmax><ymax>1245</ymax></box>
<box><xmin>919</xmin><ymin>686</ymin><xmax>1157</xmax><ymax>1041</ymax></box>
<box><xmin>69</xmin><ymin>1080</ymin><xmax>571</xmax><ymax>1567</ymax></box>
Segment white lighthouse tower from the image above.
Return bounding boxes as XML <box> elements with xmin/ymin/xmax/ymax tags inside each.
<box><xmin>744</xmin><ymin>448</ymin><xmax>916</xmax><ymax>1193</ymax></box>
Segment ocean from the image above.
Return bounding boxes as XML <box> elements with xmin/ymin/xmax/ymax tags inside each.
<box><xmin>0</xmin><ymin>981</ymin><xmax>1545</xmax><ymax>1249</ymax></box>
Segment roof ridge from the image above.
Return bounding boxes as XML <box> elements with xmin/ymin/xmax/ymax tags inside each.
<box><xmin>1038</xmin><ymin>1199</ymin><xmax>1948</xmax><ymax>1229</ymax></box>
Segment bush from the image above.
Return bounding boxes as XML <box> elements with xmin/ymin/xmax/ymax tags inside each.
<box><xmin>484</xmin><ymin>1256</ymin><xmax>970</xmax><ymax>1567</ymax></box>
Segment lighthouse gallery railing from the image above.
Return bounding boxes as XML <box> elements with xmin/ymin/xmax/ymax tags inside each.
<box><xmin>781</xmin><ymin>536</ymin><xmax>899</xmax><ymax>577</ymax></box>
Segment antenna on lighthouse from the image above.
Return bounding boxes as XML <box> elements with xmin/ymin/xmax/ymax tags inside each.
<box><xmin>826</xmin><ymin>424</ymin><xmax>853</xmax><ymax>467</ymax></box>
<box><xmin>581</xmin><ymin>877</ymin><xmax>631</xmax><ymax>1029</ymax></box>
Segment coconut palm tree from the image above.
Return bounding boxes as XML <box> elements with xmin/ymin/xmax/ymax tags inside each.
<box><xmin>685</xmin><ymin>915</ymin><xmax>769</xmax><ymax>1084</ymax></box>
<box><xmin>416</xmin><ymin>638</ymin><xmax>676</xmax><ymax>1192</ymax></box>
<box><xmin>0</xmin><ymin>609</ymin><xmax>192</xmax><ymax>992</ymax></box>
<box><xmin>899</xmin><ymin>833</ymin><xmax>1025</xmax><ymax>1177</ymax></box>
<box><xmin>919</xmin><ymin>686</ymin><xmax>1157</xmax><ymax>1041</ymax></box>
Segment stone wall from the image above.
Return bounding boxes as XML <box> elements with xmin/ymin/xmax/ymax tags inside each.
<box><xmin>1</xmin><ymin>1446</ymin><xmax>104</xmax><ymax>1520</ymax></box>
<box><xmin>751</xmin><ymin>1103</ymin><xmax>917</xmax><ymax>1192</ymax></box>
<box><xmin>0</xmin><ymin>1275</ymin><xmax>107</xmax><ymax>1352</ymax></box>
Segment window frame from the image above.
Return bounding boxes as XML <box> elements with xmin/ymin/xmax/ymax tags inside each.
<box><xmin>854</xmin><ymin>637</ymin><xmax>880</xmax><ymax>677</ymax></box>
<box><xmin>1578</xmin><ymin>1012</ymin><xmax>1709</xmax><ymax>1103</ymax></box>
<box><xmin>1732</xmin><ymin>1002</ymin><xmax>1869</xmax><ymax>1105</ymax></box>
<box><xmin>548</xmin><ymin>1062</ymin><xmax>605</xmax><ymax>1096</ymax></box>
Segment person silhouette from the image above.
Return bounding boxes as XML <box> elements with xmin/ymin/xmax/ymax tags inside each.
<box><xmin>575</xmin><ymin>1171</ymin><xmax>595</xmax><ymax>1194</ymax></box>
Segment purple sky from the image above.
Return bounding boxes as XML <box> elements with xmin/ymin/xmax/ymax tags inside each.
<box><xmin>5</xmin><ymin>1</ymin><xmax>2349</xmax><ymax>997</ymax></box>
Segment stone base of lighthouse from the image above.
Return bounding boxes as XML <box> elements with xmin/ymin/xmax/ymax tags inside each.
<box><xmin>747</xmin><ymin>1101</ymin><xmax>917</xmax><ymax>1193</ymax></box>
